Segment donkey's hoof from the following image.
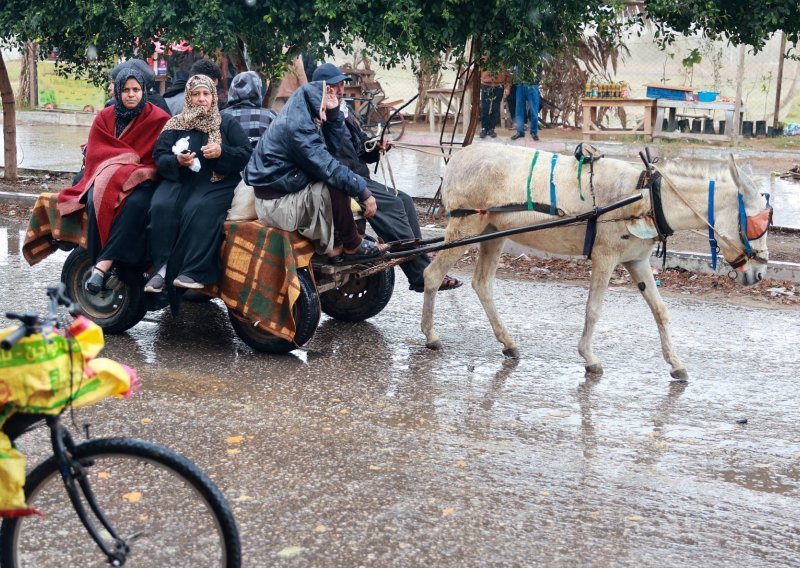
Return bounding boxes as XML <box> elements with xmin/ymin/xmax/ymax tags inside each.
<box><xmin>502</xmin><ymin>346</ymin><xmax>520</xmax><ymax>359</ymax></box>
<box><xmin>585</xmin><ymin>364</ymin><xmax>604</xmax><ymax>377</ymax></box>
<box><xmin>426</xmin><ymin>340</ymin><xmax>443</xmax><ymax>351</ymax></box>
<box><xmin>670</xmin><ymin>368</ymin><xmax>689</xmax><ymax>381</ymax></box>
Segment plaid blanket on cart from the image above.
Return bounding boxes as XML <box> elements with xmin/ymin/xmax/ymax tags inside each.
<box><xmin>205</xmin><ymin>221</ymin><xmax>315</xmax><ymax>342</ymax></box>
<box><xmin>22</xmin><ymin>194</ymin><xmax>316</xmax><ymax>342</ymax></box>
<box><xmin>22</xmin><ymin>193</ymin><xmax>87</xmax><ymax>265</ymax></box>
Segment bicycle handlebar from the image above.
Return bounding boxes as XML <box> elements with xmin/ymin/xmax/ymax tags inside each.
<box><xmin>1</xmin><ymin>284</ymin><xmax>80</xmax><ymax>350</ymax></box>
<box><xmin>1</xmin><ymin>325</ymin><xmax>30</xmax><ymax>350</ymax></box>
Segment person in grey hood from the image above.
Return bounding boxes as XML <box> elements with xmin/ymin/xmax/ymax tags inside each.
<box><xmin>221</xmin><ymin>71</ymin><xmax>276</xmax><ymax>148</ymax></box>
<box><xmin>244</xmin><ymin>78</ymin><xmax>384</xmax><ymax>262</ymax></box>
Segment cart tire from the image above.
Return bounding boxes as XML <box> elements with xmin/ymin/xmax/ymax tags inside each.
<box><xmin>182</xmin><ymin>289</ymin><xmax>214</xmax><ymax>303</ymax></box>
<box><xmin>320</xmin><ymin>266</ymin><xmax>395</xmax><ymax>322</ymax></box>
<box><xmin>61</xmin><ymin>248</ymin><xmax>147</xmax><ymax>334</ymax></box>
<box><xmin>228</xmin><ymin>268</ymin><xmax>320</xmax><ymax>354</ymax></box>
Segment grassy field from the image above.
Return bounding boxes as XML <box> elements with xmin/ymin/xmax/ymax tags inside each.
<box><xmin>5</xmin><ymin>58</ymin><xmax>107</xmax><ymax>111</ymax></box>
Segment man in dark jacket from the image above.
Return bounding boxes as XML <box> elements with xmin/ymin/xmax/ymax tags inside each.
<box><xmin>244</xmin><ymin>73</ymin><xmax>383</xmax><ymax>261</ymax></box>
<box><xmin>312</xmin><ymin>64</ymin><xmax>462</xmax><ymax>292</ymax></box>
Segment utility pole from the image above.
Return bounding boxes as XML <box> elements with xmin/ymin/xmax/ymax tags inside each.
<box><xmin>773</xmin><ymin>31</ymin><xmax>786</xmax><ymax>129</ymax></box>
<box><xmin>732</xmin><ymin>44</ymin><xmax>746</xmax><ymax>145</ymax></box>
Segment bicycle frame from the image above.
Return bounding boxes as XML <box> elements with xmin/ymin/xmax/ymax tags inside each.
<box><xmin>46</xmin><ymin>415</ymin><xmax>130</xmax><ymax>565</ymax></box>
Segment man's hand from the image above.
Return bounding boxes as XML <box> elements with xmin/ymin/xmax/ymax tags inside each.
<box><xmin>177</xmin><ymin>151</ymin><xmax>196</xmax><ymax>167</ymax></box>
<box><xmin>324</xmin><ymin>85</ymin><xmax>340</xmax><ymax>110</ymax></box>
<box><xmin>361</xmin><ymin>195</ymin><xmax>377</xmax><ymax>218</ymax></box>
<box><xmin>201</xmin><ymin>142</ymin><xmax>221</xmax><ymax>159</ymax></box>
<box><xmin>378</xmin><ymin>136</ymin><xmax>393</xmax><ymax>152</ymax></box>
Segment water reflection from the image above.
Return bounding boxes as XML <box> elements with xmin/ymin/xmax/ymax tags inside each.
<box><xmin>2</xmin><ymin>122</ymin><xmax>799</xmax><ymax>226</ymax></box>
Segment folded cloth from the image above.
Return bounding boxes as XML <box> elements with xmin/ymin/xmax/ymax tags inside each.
<box><xmin>23</xmin><ymin>193</ymin><xmax>88</xmax><ymax>265</ymax></box>
<box><xmin>201</xmin><ymin>221</ymin><xmax>316</xmax><ymax>342</ymax></box>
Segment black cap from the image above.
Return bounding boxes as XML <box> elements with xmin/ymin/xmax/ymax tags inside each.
<box><xmin>312</xmin><ymin>63</ymin><xmax>347</xmax><ymax>85</ymax></box>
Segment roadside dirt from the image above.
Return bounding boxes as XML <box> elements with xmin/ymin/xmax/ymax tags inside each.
<box><xmin>415</xmin><ymin>201</ymin><xmax>799</xmax><ymax>310</ymax></box>
<box><xmin>1</xmin><ymin>173</ymin><xmax>798</xmax><ymax>309</ymax></box>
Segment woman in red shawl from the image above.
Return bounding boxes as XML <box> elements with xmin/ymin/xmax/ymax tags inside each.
<box><xmin>57</xmin><ymin>67</ymin><xmax>170</xmax><ymax>294</ymax></box>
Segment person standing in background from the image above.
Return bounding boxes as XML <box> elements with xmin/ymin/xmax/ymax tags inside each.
<box><xmin>479</xmin><ymin>65</ymin><xmax>511</xmax><ymax>139</ymax></box>
<box><xmin>510</xmin><ymin>61</ymin><xmax>542</xmax><ymax>141</ymax></box>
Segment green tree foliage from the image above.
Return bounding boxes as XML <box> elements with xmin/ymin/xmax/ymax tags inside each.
<box><xmin>0</xmin><ymin>1</ymin><xmax>630</xmax><ymax>85</ymax></box>
<box><xmin>644</xmin><ymin>0</ymin><xmax>800</xmax><ymax>53</ymax></box>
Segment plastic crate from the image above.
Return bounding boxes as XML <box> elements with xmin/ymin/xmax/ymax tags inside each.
<box><xmin>697</xmin><ymin>91</ymin><xmax>718</xmax><ymax>102</ymax></box>
<box><xmin>646</xmin><ymin>85</ymin><xmax>693</xmax><ymax>101</ymax></box>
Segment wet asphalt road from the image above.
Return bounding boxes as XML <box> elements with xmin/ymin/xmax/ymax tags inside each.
<box><xmin>2</xmin><ymin>215</ymin><xmax>799</xmax><ymax>566</ymax></box>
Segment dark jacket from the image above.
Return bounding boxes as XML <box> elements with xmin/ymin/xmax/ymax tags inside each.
<box><xmin>244</xmin><ymin>82</ymin><xmax>370</xmax><ymax>201</ymax></box>
<box><xmin>335</xmin><ymin>113</ymin><xmax>380</xmax><ymax>179</ymax></box>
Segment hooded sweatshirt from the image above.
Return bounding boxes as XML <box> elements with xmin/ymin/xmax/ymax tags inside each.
<box><xmin>221</xmin><ymin>71</ymin><xmax>276</xmax><ymax>148</ymax></box>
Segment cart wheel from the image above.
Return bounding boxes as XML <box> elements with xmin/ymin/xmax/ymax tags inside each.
<box><xmin>61</xmin><ymin>248</ymin><xmax>147</xmax><ymax>334</ymax></box>
<box><xmin>182</xmin><ymin>289</ymin><xmax>214</xmax><ymax>303</ymax></box>
<box><xmin>228</xmin><ymin>268</ymin><xmax>320</xmax><ymax>354</ymax></box>
<box><xmin>320</xmin><ymin>266</ymin><xmax>394</xmax><ymax>322</ymax></box>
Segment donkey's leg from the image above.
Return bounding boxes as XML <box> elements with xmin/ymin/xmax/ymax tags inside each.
<box><xmin>472</xmin><ymin>237</ymin><xmax>518</xmax><ymax>357</ymax></box>
<box><xmin>421</xmin><ymin>243</ymin><xmax>469</xmax><ymax>351</ymax></box>
<box><xmin>579</xmin><ymin>255</ymin><xmax>617</xmax><ymax>376</ymax></box>
<box><xmin>623</xmin><ymin>258</ymin><xmax>688</xmax><ymax>380</ymax></box>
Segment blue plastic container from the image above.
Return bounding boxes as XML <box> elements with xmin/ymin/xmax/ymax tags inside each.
<box><xmin>646</xmin><ymin>85</ymin><xmax>693</xmax><ymax>101</ymax></box>
<box><xmin>697</xmin><ymin>91</ymin><xmax>718</xmax><ymax>102</ymax></box>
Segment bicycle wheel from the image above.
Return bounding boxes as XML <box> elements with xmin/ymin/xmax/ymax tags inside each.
<box><xmin>0</xmin><ymin>438</ymin><xmax>240</xmax><ymax>567</ymax></box>
<box><xmin>379</xmin><ymin>106</ymin><xmax>406</xmax><ymax>142</ymax></box>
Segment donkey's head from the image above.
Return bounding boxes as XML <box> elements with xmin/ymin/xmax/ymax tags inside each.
<box><xmin>718</xmin><ymin>156</ymin><xmax>771</xmax><ymax>286</ymax></box>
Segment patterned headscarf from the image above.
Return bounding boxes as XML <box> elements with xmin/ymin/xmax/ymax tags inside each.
<box><xmin>161</xmin><ymin>74</ymin><xmax>222</xmax><ymax>145</ymax></box>
<box><xmin>113</xmin><ymin>68</ymin><xmax>148</xmax><ymax>137</ymax></box>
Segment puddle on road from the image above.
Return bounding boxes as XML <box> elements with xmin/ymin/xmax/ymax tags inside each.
<box><xmin>4</xmin><ymin>123</ymin><xmax>799</xmax><ymax>227</ymax></box>
<box><xmin>708</xmin><ymin>465</ymin><xmax>799</xmax><ymax>495</ymax></box>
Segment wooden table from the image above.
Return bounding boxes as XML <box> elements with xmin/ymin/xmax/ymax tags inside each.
<box><xmin>427</xmin><ymin>87</ymin><xmax>462</xmax><ymax>132</ymax></box>
<box><xmin>582</xmin><ymin>98</ymin><xmax>657</xmax><ymax>140</ymax></box>
<box><xmin>652</xmin><ymin>99</ymin><xmax>744</xmax><ymax>142</ymax></box>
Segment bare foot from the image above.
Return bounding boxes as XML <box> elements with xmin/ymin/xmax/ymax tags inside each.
<box><xmin>327</xmin><ymin>245</ymin><xmax>343</xmax><ymax>258</ymax></box>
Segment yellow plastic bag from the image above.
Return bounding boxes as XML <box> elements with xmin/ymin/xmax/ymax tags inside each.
<box><xmin>0</xmin><ymin>317</ymin><xmax>134</xmax><ymax>517</ymax></box>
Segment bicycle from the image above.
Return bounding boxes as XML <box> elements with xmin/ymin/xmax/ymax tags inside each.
<box><xmin>345</xmin><ymin>87</ymin><xmax>407</xmax><ymax>142</ymax></box>
<box><xmin>0</xmin><ymin>284</ymin><xmax>241</xmax><ymax>567</ymax></box>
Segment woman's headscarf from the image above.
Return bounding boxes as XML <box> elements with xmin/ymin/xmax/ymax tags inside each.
<box><xmin>113</xmin><ymin>68</ymin><xmax>148</xmax><ymax>137</ymax></box>
<box><xmin>161</xmin><ymin>74</ymin><xmax>222</xmax><ymax>146</ymax></box>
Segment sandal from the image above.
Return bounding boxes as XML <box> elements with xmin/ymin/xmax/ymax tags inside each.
<box><xmin>336</xmin><ymin>239</ymin><xmax>387</xmax><ymax>263</ymax></box>
<box><xmin>439</xmin><ymin>275</ymin><xmax>463</xmax><ymax>291</ymax></box>
<box><xmin>85</xmin><ymin>266</ymin><xmax>118</xmax><ymax>294</ymax></box>
<box><xmin>410</xmin><ymin>274</ymin><xmax>464</xmax><ymax>293</ymax></box>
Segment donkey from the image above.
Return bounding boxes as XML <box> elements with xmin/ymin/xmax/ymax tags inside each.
<box><xmin>421</xmin><ymin>144</ymin><xmax>770</xmax><ymax>379</ymax></box>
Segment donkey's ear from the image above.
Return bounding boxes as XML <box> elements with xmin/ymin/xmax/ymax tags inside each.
<box><xmin>728</xmin><ymin>154</ymin><xmax>742</xmax><ymax>187</ymax></box>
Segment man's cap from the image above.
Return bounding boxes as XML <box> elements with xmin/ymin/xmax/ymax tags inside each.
<box><xmin>312</xmin><ymin>63</ymin><xmax>347</xmax><ymax>85</ymax></box>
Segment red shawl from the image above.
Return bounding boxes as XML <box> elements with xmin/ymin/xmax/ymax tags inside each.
<box><xmin>57</xmin><ymin>103</ymin><xmax>170</xmax><ymax>246</ymax></box>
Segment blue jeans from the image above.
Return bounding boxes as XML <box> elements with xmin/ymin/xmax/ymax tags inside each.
<box><xmin>515</xmin><ymin>84</ymin><xmax>540</xmax><ymax>136</ymax></box>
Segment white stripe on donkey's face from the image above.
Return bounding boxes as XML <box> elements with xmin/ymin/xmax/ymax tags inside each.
<box><xmin>420</xmin><ymin>145</ymin><xmax>770</xmax><ymax>381</ymax></box>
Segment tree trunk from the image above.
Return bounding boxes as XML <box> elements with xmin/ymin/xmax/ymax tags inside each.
<box><xmin>463</xmin><ymin>35</ymin><xmax>481</xmax><ymax>146</ymax></box>
<box><xmin>19</xmin><ymin>41</ymin><xmax>38</xmax><ymax>108</ymax></box>
<box><xmin>0</xmin><ymin>51</ymin><xmax>18</xmax><ymax>181</ymax></box>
